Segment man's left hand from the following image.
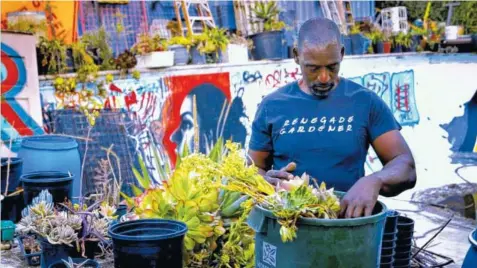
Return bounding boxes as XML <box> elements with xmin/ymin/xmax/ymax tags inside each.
<box><xmin>340</xmin><ymin>176</ymin><xmax>383</xmax><ymax>218</ymax></box>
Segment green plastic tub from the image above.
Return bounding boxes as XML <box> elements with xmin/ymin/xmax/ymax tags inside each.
<box><xmin>1</xmin><ymin>220</ymin><xmax>16</xmax><ymax>241</ymax></box>
<box><xmin>247</xmin><ymin>193</ymin><xmax>387</xmax><ymax>268</ymax></box>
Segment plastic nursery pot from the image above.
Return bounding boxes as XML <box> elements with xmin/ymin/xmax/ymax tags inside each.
<box><xmin>383</xmin><ymin>231</ymin><xmax>397</xmax><ymax>241</ymax></box>
<box><xmin>397</xmin><ymin>230</ymin><xmax>413</xmax><ymax>238</ymax></box>
<box><xmin>380</xmin><ymin>261</ymin><xmax>393</xmax><ymax>268</ymax></box>
<box><xmin>48</xmin><ymin>258</ymin><xmax>100</xmax><ymax>268</ymax></box>
<box><xmin>380</xmin><ymin>253</ymin><xmax>393</xmax><ymax>263</ymax></box>
<box><xmin>108</xmin><ymin>219</ymin><xmax>188</xmax><ymax>268</ymax></box>
<box><xmin>39</xmin><ymin>237</ymin><xmax>81</xmax><ymax>268</ymax></box>
<box><xmin>1</xmin><ymin>220</ymin><xmax>16</xmax><ymax>241</ymax></box>
<box><xmin>397</xmin><ymin>216</ymin><xmax>414</xmax><ymax>231</ymax></box>
<box><xmin>395</xmin><ymin>250</ymin><xmax>411</xmax><ymax>259</ymax></box>
<box><xmin>384</xmin><ymin>210</ymin><xmax>399</xmax><ymax>233</ymax></box>
<box><xmin>393</xmin><ymin>257</ymin><xmax>411</xmax><ymax>266</ymax></box>
<box><xmin>20</xmin><ymin>171</ymin><xmax>73</xmax><ymax>205</ymax></box>
<box><xmin>381</xmin><ymin>246</ymin><xmax>394</xmax><ymax>256</ymax></box>
<box><xmin>17</xmin><ymin>235</ymin><xmax>42</xmax><ymax>266</ymax></box>
<box><xmin>396</xmin><ymin>237</ymin><xmax>413</xmax><ymax>247</ymax></box>
<box><xmin>382</xmin><ymin>237</ymin><xmax>397</xmax><ymax>248</ymax></box>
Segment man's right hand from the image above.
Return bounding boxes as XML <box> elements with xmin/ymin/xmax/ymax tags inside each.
<box><xmin>264</xmin><ymin>162</ymin><xmax>297</xmax><ymax>186</ymax></box>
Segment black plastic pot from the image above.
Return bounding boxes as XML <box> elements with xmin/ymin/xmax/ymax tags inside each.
<box><xmin>380</xmin><ymin>253</ymin><xmax>393</xmax><ymax>263</ymax></box>
<box><xmin>249</xmin><ymin>30</ymin><xmax>285</xmax><ymax>61</ymax></box>
<box><xmin>393</xmin><ymin>45</ymin><xmax>403</xmax><ymax>53</ymax></box>
<box><xmin>381</xmin><ymin>246</ymin><xmax>394</xmax><ymax>256</ymax></box>
<box><xmin>397</xmin><ymin>230</ymin><xmax>413</xmax><ymax>239</ymax></box>
<box><xmin>397</xmin><ymin>216</ymin><xmax>414</xmax><ymax>231</ymax></box>
<box><xmin>109</xmin><ymin>219</ymin><xmax>188</xmax><ymax>268</ymax></box>
<box><xmin>380</xmin><ymin>261</ymin><xmax>393</xmax><ymax>268</ymax></box>
<box><xmin>21</xmin><ymin>171</ymin><xmax>73</xmax><ymax>205</ymax></box>
<box><xmin>384</xmin><ymin>210</ymin><xmax>399</xmax><ymax>233</ymax></box>
<box><xmin>17</xmin><ymin>235</ymin><xmax>42</xmax><ymax>266</ymax></box>
<box><xmin>375</xmin><ymin>41</ymin><xmax>384</xmax><ymax>54</ymax></box>
<box><xmin>394</xmin><ymin>257</ymin><xmax>411</xmax><ymax>266</ymax></box>
<box><xmin>382</xmin><ymin>231</ymin><xmax>397</xmax><ymax>241</ymax></box>
<box><xmin>382</xmin><ymin>238</ymin><xmax>397</xmax><ymax>248</ymax></box>
<box><xmin>396</xmin><ymin>238</ymin><xmax>412</xmax><ymax>248</ymax></box>
<box><xmin>395</xmin><ymin>250</ymin><xmax>411</xmax><ymax>259</ymax></box>
<box><xmin>39</xmin><ymin>238</ymin><xmax>80</xmax><ymax>268</ymax></box>
<box><xmin>48</xmin><ymin>258</ymin><xmax>99</xmax><ymax>268</ymax></box>
<box><xmin>1</xmin><ymin>193</ymin><xmax>24</xmax><ymax>222</ymax></box>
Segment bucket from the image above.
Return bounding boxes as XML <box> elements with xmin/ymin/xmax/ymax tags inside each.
<box><xmin>18</xmin><ymin>135</ymin><xmax>81</xmax><ymax>199</ymax></box>
<box><xmin>343</xmin><ymin>36</ymin><xmax>353</xmax><ymax>55</ymax></box>
<box><xmin>21</xmin><ymin>171</ymin><xmax>73</xmax><ymax>205</ymax></box>
<box><xmin>350</xmin><ymin>33</ymin><xmax>371</xmax><ymax>55</ymax></box>
<box><xmin>248</xmin><ymin>192</ymin><xmax>387</xmax><ymax>268</ymax></box>
<box><xmin>250</xmin><ymin>31</ymin><xmax>285</xmax><ymax>60</ymax></box>
<box><xmin>108</xmin><ymin>219</ymin><xmax>188</xmax><ymax>268</ymax></box>
<box><xmin>463</xmin><ymin>228</ymin><xmax>477</xmax><ymax>268</ymax></box>
<box><xmin>190</xmin><ymin>46</ymin><xmax>206</xmax><ymax>64</ymax></box>
<box><xmin>168</xmin><ymin>45</ymin><xmax>189</xmax><ymax>65</ymax></box>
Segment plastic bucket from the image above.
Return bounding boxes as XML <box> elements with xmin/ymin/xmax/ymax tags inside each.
<box><xmin>250</xmin><ymin>31</ymin><xmax>285</xmax><ymax>60</ymax></box>
<box><xmin>21</xmin><ymin>171</ymin><xmax>73</xmax><ymax>205</ymax></box>
<box><xmin>248</xmin><ymin>192</ymin><xmax>387</xmax><ymax>268</ymax></box>
<box><xmin>48</xmin><ymin>258</ymin><xmax>99</xmax><ymax>268</ymax></box>
<box><xmin>168</xmin><ymin>45</ymin><xmax>189</xmax><ymax>65</ymax></box>
<box><xmin>463</xmin><ymin>228</ymin><xmax>477</xmax><ymax>268</ymax></box>
<box><xmin>18</xmin><ymin>135</ymin><xmax>81</xmax><ymax>199</ymax></box>
<box><xmin>109</xmin><ymin>219</ymin><xmax>188</xmax><ymax>268</ymax></box>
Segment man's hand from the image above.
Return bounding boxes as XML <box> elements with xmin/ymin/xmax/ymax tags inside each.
<box><xmin>340</xmin><ymin>176</ymin><xmax>382</xmax><ymax>218</ymax></box>
<box><xmin>264</xmin><ymin>162</ymin><xmax>296</xmax><ymax>186</ymax></box>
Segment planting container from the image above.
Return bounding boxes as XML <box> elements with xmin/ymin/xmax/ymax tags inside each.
<box><xmin>168</xmin><ymin>45</ymin><xmax>188</xmax><ymax>65</ymax></box>
<box><xmin>463</xmin><ymin>227</ymin><xmax>477</xmax><ymax>267</ymax></box>
<box><xmin>221</xmin><ymin>44</ymin><xmax>249</xmax><ymax>64</ymax></box>
<box><xmin>18</xmin><ymin>135</ymin><xmax>81</xmax><ymax>199</ymax></box>
<box><xmin>21</xmin><ymin>171</ymin><xmax>73</xmax><ymax>205</ymax></box>
<box><xmin>393</xmin><ymin>257</ymin><xmax>411</xmax><ymax>266</ymax></box>
<box><xmin>380</xmin><ymin>261</ymin><xmax>393</xmax><ymax>268</ymax></box>
<box><xmin>136</xmin><ymin>51</ymin><xmax>174</xmax><ymax>68</ymax></box>
<box><xmin>39</xmin><ymin>238</ymin><xmax>80</xmax><ymax>268</ymax></box>
<box><xmin>48</xmin><ymin>258</ymin><xmax>99</xmax><ymax>268</ymax></box>
<box><xmin>384</xmin><ymin>210</ymin><xmax>399</xmax><ymax>233</ymax></box>
<box><xmin>190</xmin><ymin>46</ymin><xmax>206</xmax><ymax>64</ymax></box>
<box><xmin>248</xmin><ymin>191</ymin><xmax>387</xmax><ymax>268</ymax></box>
<box><xmin>381</xmin><ymin>246</ymin><xmax>394</xmax><ymax>256</ymax></box>
<box><xmin>17</xmin><ymin>235</ymin><xmax>42</xmax><ymax>266</ymax></box>
<box><xmin>249</xmin><ymin>30</ymin><xmax>285</xmax><ymax>60</ymax></box>
<box><xmin>380</xmin><ymin>253</ymin><xmax>393</xmax><ymax>263</ymax></box>
<box><xmin>383</xmin><ymin>232</ymin><xmax>397</xmax><ymax>241</ymax></box>
<box><xmin>109</xmin><ymin>219</ymin><xmax>188</xmax><ymax>268</ymax></box>
<box><xmin>382</xmin><ymin>237</ymin><xmax>397</xmax><ymax>248</ymax></box>
<box><xmin>1</xmin><ymin>220</ymin><xmax>15</xmax><ymax>241</ymax></box>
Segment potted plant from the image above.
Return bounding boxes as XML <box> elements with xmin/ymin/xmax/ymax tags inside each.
<box><xmin>410</xmin><ymin>26</ymin><xmax>428</xmax><ymax>52</ymax></box>
<box><xmin>37</xmin><ymin>36</ymin><xmax>70</xmax><ymax>75</ymax></box>
<box><xmin>132</xmin><ymin>33</ymin><xmax>173</xmax><ymax>68</ymax></box>
<box><xmin>348</xmin><ymin>24</ymin><xmax>371</xmax><ymax>55</ymax></box>
<box><xmin>365</xmin><ymin>28</ymin><xmax>385</xmax><ymax>54</ymax></box>
<box><xmin>166</xmin><ymin>36</ymin><xmax>193</xmax><ymax>65</ymax></box>
<box><xmin>48</xmin><ymin>257</ymin><xmax>99</xmax><ymax>268</ymax></box>
<box><xmin>110</xmin><ymin>49</ymin><xmax>138</xmax><ymax>77</ymax></box>
<box><xmin>191</xmin><ymin>27</ymin><xmax>230</xmax><ymax>64</ymax></box>
<box><xmin>221</xmin><ymin>33</ymin><xmax>252</xmax><ymax>64</ymax></box>
<box><xmin>6</xmin><ymin>16</ymin><xmax>47</xmax><ymax>43</ymax></box>
<box><xmin>17</xmin><ymin>234</ymin><xmax>42</xmax><ymax>266</ymax></box>
<box><xmin>79</xmin><ymin>27</ymin><xmax>114</xmax><ymax>70</ymax></box>
<box><xmin>392</xmin><ymin>32</ymin><xmax>411</xmax><ymax>53</ymax></box>
<box><xmin>249</xmin><ymin>1</ymin><xmax>287</xmax><ymax>60</ymax></box>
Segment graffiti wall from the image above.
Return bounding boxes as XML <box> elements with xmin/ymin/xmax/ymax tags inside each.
<box><xmin>35</xmin><ymin>53</ymin><xmax>477</xmax><ymax>193</ymax></box>
<box><xmin>1</xmin><ymin>32</ymin><xmax>43</xmax><ymax>155</ymax></box>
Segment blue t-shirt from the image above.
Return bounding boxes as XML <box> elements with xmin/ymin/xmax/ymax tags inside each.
<box><xmin>249</xmin><ymin>78</ymin><xmax>401</xmax><ymax>192</ymax></box>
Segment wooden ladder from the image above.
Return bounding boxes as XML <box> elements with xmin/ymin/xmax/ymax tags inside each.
<box><xmin>173</xmin><ymin>0</ymin><xmax>216</xmax><ymax>36</ymax></box>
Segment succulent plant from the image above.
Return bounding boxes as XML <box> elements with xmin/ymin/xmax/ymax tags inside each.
<box><xmin>47</xmin><ymin>225</ymin><xmax>78</xmax><ymax>246</ymax></box>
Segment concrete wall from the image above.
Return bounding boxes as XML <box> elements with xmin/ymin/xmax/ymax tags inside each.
<box><xmin>1</xmin><ymin>32</ymin><xmax>44</xmax><ymax>154</ymax></box>
<box><xmin>3</xmin><ymin>39</ymin><xmax>476</xmax><ymax>195</ymax></box>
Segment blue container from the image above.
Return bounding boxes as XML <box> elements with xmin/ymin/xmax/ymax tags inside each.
<box><xmin>343</xmin><ymin>36</ymin><xmax>353</xmax><ymax>55</ymax></box>
<box><xmin>250</xmin><ymin>31</ymin><xmax>285</xmax><ymax>60</ymax></box>
<box><xmin>393</xmin><ymin>45</ymin><xmax>403</xmax><ymax>53</ymax></box>
<box><xmin>21</xmin><ymin>171</ymin><xmax>73</xmax><ymax>205</ymax></box>
<box><xmin>375</xmin><ymin>41</ymin><xmax>385</xmax><ymax>54</ymax></box>
<box><xmin>463</xmin><ymin>228</ymin><xmax>477</xmax><ymax>268</ymax></box>
<box><xmin>18</xmin><ymin>135</ymin><xmax>81</xmax><ymax>200</ymax></box>
<box><xmin>109</xmin><ymin>219</ymin><xmax>188</xmax><ymax>268</ymax></box>
<box><xmin>48</xmin><ymin>258</ymin><xmax>99</xmax><ymax>268</ymax></box>
<box><xmin>248</xmin><ymin>191</ymin><xmax>387</xmax><ymax>268</ymax></box>
<box><xmin>190</xmin><ymin>46</ymin><xmax>206</xmax><ymax>64</ymax></box>
<box><xmin>17</xmin><ymin>235</ymin><xmax>42</xmax><ymax>266</ymax></box>
<box><xmin>168</xmin><ymin>45</ymin><xmax>189</xmax><ymax>65</ymax></box>
<box><xmin>350</xmin><ymin>33</ymin><xmax>371</xmax><ymax>55</ymax></box>
<box><xmin>1</xmin><ymin>157</ymin><xmax>23</xmax><ymax>192</ymax></box>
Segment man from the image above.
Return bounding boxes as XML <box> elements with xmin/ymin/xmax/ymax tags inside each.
<box><xmin>248</xmin><ymin>18</ymin><xmax>417</xmax><ymax>218</ymax></box>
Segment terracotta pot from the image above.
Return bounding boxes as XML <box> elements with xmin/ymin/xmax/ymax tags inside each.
<box><xmin>383</xmin><ymin>41</ymin><xmax>392</xmax><ymax>53</ymax></box>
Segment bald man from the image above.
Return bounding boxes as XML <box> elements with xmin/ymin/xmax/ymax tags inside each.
<box><xmin>248</xmin><ymin>18</ymin><xmax>416</xmax><ymax>218</ymax></box>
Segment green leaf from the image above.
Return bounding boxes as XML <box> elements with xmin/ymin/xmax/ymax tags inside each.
<box><xmin>120</xmin><ymin>192</ymin><xmax>134</xmax><ymax>207</ymax></box>
<box><xmin>131</xmin><ymin>184</ymin><xmax>143</xmax><ymax>196</ymax></box>
<box><xmin>152</xmin><ymin>145</ymin><xmax>167</xmax><ymax>181</ymax></box>
<box><xmin>138</xmin><ymin>155</ymin><xmax>151</xmax><ymax>189</ymax></box>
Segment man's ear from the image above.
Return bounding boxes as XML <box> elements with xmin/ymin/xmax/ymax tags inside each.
<box><xmin>293</xmin><ymin>47</ymin><xmax>299</xmax><ymax>65</ymax></box>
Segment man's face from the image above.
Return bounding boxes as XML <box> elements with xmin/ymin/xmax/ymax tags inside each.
<box><xmin>171</xmin><ymin>96</ymin><xmax>194</xmax><ymax>155</ymax></box>
<box><xmin>294</xmin><ymin>42</ymin><xmax>344</xmax><ymax>98</ymax></box>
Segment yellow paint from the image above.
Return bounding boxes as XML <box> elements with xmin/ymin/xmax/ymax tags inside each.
<box><xmin>473</xmin><ymin>136</ymin><xmax>477</xmax><ymax>153</ymax></box>
<box><xmin>1</xmin><ymin>1</ymin><xmax>78</xmax><ymax>44</ymax></box>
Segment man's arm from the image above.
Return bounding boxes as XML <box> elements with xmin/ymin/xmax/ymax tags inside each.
<box><xmin>369</xmin><ymin>130</ymin><xmax>416</xmax><ymax>196</ymax></box>
<box><xmin>341</xmin><ymin>130</ymin><xmax>416</xmax><ymax>218</ymax></box>
<box><xmin>248</xmin><ymin>150</ymin><xmax>272</xmax><ymax>177</ymax></box>
<box><xmin>248</xmin><ymin>149</ymin><xmax>296</xmax><ymax>185</ymax></box>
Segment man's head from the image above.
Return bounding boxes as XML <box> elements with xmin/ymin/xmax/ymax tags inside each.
<box><xmin>293</xmin><ymin>18</ymin><xmax>344</xmax><ymax>98</ymax></box>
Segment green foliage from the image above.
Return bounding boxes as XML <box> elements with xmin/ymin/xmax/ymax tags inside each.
<box><xmin>80</xmin><ymin>27</ymin><xmax>115</xmax><ymax>70</ymax></box>
<box><xmin>452</xmin><ymin>1</ymin><xmax>477</xmax><ymax>34</ymax></box>
<box><xmin>7</xmin><ymin>18</ymin><xmax>47</xmax><ymax>35</ymax></box>
<box><xmin>37</xmin><ymin>36</ymin><xmax>68</xmax><ymax>75</ymax></box>
<box><xmin>252</xmin><ymin>1</ymin><xmax>286</xmax><ymax>32</ymax></box>
<box><xmin>376</xmin><ymin>1</ymin><xmax>449</xmax><ymax>22</ymax></box>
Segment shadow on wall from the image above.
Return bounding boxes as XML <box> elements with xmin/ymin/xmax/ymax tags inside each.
<box><xmin>440</xmin><ymin>90</ymin><xmax>477</xmax><ymax>164</ymax></box>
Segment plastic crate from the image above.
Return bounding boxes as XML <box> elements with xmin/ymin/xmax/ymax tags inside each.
<box><xmin>0</xmin><ymin>220</ymin><xmax>15</xmax><ymax>241</ymax></box>
<box><xmin>17</xmin><ymin>235</ymin><xmax>42</xmax><ymax>266</ymax></box>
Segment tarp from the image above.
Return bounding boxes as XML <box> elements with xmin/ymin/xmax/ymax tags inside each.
<box><xmin>1</xmin><ymin>1</ymin><xmax>78</xmax><ymax>44</ymax></box>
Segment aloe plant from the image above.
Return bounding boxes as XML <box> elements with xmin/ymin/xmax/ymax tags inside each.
<box><xmin>251</xmin><ymin>1</ymin><xmax>286</xmax><ymax>32</ymax></box>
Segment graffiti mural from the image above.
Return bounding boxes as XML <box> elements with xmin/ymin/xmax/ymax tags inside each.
<box><xmin>1</xmin><ymin>36</ymin><xmax>43</xmax><ymax>154</ymax></box>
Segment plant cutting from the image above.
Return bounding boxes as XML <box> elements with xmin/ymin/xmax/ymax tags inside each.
<box><xmin>249</xmin><ymin>1</ymin><xmax>287</xmax><ymax>60</ymax></box>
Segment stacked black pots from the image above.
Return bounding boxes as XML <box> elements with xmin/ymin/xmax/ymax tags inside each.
<box><xmin>380</xmin><ymin>210</ymin><xmax>399</xmax><ymax>268</ymax></box>
<box><xmin>394</xmin><ymin>216</ymin><xmax>415</xmax><ymax>268</ymax></box>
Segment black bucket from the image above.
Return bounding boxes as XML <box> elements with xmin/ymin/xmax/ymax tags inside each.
<box><xmin>249</xmin><ymin>31</ymin><xmax>285</xmax><ymax>60</ymax></box>
<box><xmin>39</xmin><ymin>238</ymin><xmax>80</xmax><ymax>268</ymax></box>
<box><xmin>20</xmin><ymin>171</ymin><xmax>73</xmax><ymax>205</ymax></box>
<box><xmin>109</xmin><ymin>219</ymin><xmax>188</xmax><ymax>268</ymax></box>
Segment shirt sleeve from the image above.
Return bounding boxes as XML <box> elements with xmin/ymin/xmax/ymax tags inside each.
<box><xmin>368</xmin><ymin>92</ymin><xmax>402</xmax><ymax>142</ymax></box>
<box><xmin>249</xmin><ymin>100</ymin><xmax>273</xmax><ymax>151</ymax></box>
